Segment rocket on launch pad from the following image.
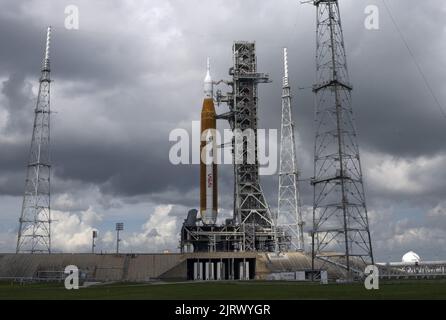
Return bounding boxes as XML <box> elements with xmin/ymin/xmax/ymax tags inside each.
<box><xmin>200</xmin><ymin>58</ymin><xmax>218</xmax><ymax>225</ymax></box>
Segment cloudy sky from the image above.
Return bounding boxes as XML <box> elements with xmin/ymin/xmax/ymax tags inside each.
<box><xmin>0</xmin><ymin>0</ymin><xmax>445</xmax><ymax>262</ymax></box>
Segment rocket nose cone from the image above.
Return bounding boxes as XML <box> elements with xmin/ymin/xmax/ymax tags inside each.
<box><xmin>204</xmin><ymin>72</ymin><xmax>212</xmax><ymax>83</ymax></box>
<box><xmin>203</xmin><ymin>57</ymin><xmax>213</xmax><ymax>98</ymax></box>
<box><xmin>204</xmin><ymin>57</ymin><xmax>212</xmax><ymax>83</ymax></box>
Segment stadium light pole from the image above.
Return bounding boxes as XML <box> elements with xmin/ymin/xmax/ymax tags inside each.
<box><xmin>116</xmin><ymin>223</ymin><xmax>124</xmax><ymax>254</ymax></box>
<box><xmin>92</xmin><ymin>230</ymin><xmax>97</xmax><ymax>254</ymax></box>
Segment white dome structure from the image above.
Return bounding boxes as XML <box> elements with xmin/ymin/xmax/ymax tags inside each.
<box><xmin>402</xmin><ymin>251</ymin><xmax>421</xmax><ymax>263</ymax></box>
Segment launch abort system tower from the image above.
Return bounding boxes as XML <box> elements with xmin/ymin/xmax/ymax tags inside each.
<box><xmin>311</xmin><ymin>0</ymin><xmax>374</xmax><ymax>273</ymax></box>
<box><xmin>181</xmin><ymin>42</ymin><xmax>289</xmax><ymax>253</ymax></box>
<box><xmin>16</xmin><ymin>27</ymin><xmax>52</xmax><ymax>254</ymax></box>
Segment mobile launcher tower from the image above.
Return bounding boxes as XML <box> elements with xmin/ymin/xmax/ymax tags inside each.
<box><xmin>181</xmin><ymin>42</ymin><xmax>291</xmax><ymax>253</ymax></box>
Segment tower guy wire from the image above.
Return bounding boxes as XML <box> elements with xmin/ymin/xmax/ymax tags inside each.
<box><xmin>382</xmin><ymin>0</ymin><xmax>446</xmax><ymax>119</ymax></box>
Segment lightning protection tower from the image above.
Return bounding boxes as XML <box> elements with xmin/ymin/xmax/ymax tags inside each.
<box><xmin>278</xmin><ymin>48</ymin><xmax>304</xmax><ymax>251</ymax></box>
<box><xmin>311</xmin><ymin>1</ymin><xmax>373</xmax><ymax>274</ymax></box>
<box><xmin>16</xmin><ymin>27</ymin><xmax>53</xmax><ymax>254</ymax></box>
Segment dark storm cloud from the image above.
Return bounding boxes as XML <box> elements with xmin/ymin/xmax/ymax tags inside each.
<box><xmin>0</xmin><ymin>0</ymin><xmax>445</xmax><ymax>259</ymax></box>
<box><xmin>0</xmin><ymin>143</ymin><xmax>28</xmax><ymax>195</ymax></box>
<box><xmin>0</xmin><ymin>0</ymin><xmax>446</xmax><ymax>222</ymax></box>
<box><xmin>1</xmin><ymin>73</ymin><xmax>33</xmax><ymax>132</ymax></box>
<box><xmin>256</xmin><ymin>0</ymin><xmax>446</xmax><ymax>160</ymax></box>
<box><xmin>247</xmin><ymin>0</ymin><xmax>446</xmax><ymax>215</ymax></box>
<box><xmin>0</xmin><ymin>0</ymin><xmax>153</xmax><ymax>87</ymax></box>
<box><xmin>0</xmin><ymin>0</ymin><xmax>198</xmax><ymax>203</ymax></box>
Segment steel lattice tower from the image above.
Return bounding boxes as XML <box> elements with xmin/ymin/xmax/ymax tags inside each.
<box><xmin>221</xmin><ymin>42</ymin><xmax>274</xmax><ymax>251</ymax></box>
<box><xmin>16</xmin><ymin>27</ymin><xmax>52</xmax><ymax>254</ymax></box>
<box><xmin>311</xmin><ymin>1</ymin><xmax>374</xmax><ymax>273</ymax></box>
<box><xmin>278</xmin><ymin>48</ymin><xmax>304</xmax><ymax>251</ymax></box>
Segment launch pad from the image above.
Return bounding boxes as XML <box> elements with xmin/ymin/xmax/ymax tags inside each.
<box><xmin>180</xmin><ymin>210</ymin><xmax>291</xmax><ymax>253</ymax></box>
<box><xmin>0</xmin><ymin>251</ymin><xmax>347</xmax><ymax>282</ymax></box>
<box><xmin>181</xmin><ymin>41</ymin><xmax>292</xmax><ymax>254</ymax></box>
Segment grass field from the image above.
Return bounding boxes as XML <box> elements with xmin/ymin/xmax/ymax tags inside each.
<box><xmin>1</xmin><ymin>280</ymin><xmax>446</xmax><ymax>300</ymax></box>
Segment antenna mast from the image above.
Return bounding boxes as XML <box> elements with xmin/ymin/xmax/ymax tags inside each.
<box><xmin>278</xmin><ymin>48</ymin><xmax>305</xmax><ymax>251</ymax></box>
<box><xmin>16</xmin><ymin>26</ymin><xmax>53</xmax><ymax>254</ymax></box>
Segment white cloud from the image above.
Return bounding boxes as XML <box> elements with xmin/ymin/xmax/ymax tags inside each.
<box><xmin>122</xmin><ymin>204</ymin><xmax>179</xmax><ymax>252</ymax></box>
<box><xmin>427</xmin><ymin>201</ymin><xmax>446</xmax><ymax>219</ymax></box>
<box><xmin>52</xmin><ymin>193</ymin><xmax>90</xmax><ymax>211</ymax></box>
<box><xmin>364</xmin><ymin>152</ymin><xmax>446</xmax><ymax>195</ymax></box>
<box><xmin>102</xmin><ymin>230</ymin><xmax>114</xmax><ymax>245</ymax></box>
<box><xmin>368</xmin><ymin>205</ymin><xmax>446</xmax><ymax>261</ymax></box>
<box><xmin>51</xmin><ymin>207</ymin><xmax>102</xmax><ymax>252</ymax></box>
<box><xmin>389</xmin><ymin>227</ymin><xmax>446</xmax><ymax>259</ymax></box>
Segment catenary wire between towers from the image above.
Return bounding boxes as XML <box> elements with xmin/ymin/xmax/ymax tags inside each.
<box><xmin>382</xmin><ymin>0</ymin><xmax>446</xmax><ymax>120</ymax></box>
